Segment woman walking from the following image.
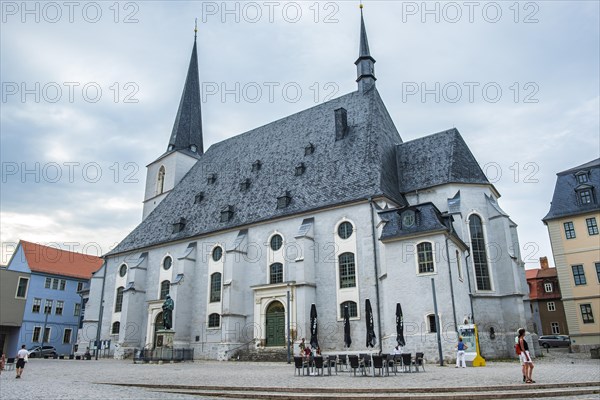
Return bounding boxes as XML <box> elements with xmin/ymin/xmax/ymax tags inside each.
<box><xmin>517</xmin><ymin>328</ymin><xmax>535</xmax><ymax>383</ymax></box>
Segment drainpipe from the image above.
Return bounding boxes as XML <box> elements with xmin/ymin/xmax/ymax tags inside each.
<box><xmin>95</xmin><ymin>260</ymin><xmax>107</xmax><ymax>360</ymax></box>
<box><xmin>368</xmin><ymin>197</ymin><xmax>383</xmax><ymax>354</ymax></box>
<box><xmin>444</xmin><ymin>236</ymin><xmax>458</xmax><ymax>332</ymax></box>
<box><xmin>464</xmin><ymin>251</ymin><xmax>475</xmax><ymax>323</ymax></box>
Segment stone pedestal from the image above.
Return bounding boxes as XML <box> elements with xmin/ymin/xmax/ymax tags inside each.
<box><xmin>155</xmin><ymin>329</ymin><xmax>175</xmax><ymax>348</ymax></box>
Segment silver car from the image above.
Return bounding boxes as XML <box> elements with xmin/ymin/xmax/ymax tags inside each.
<box><xmin>538</xmin><ymin>335</ymin><xmax>570</xmax><ymax>348</ymax></box>
<box><xmin>27</xmin><ymin>345</ymin><xmax>58</xmax><ymax>358</ymax></box>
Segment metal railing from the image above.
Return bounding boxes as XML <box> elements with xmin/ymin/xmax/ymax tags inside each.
<box><xmin>133</xmin><ymin>348</ymin><xmax>194</xmax><ymax>363</ymax></box>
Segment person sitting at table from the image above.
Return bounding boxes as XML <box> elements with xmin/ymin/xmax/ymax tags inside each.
<box><xmin>304</xmin><ymin>345</ymin><xmax>312</xmax><ymax>359</ymax></box>
<box><xmin>316</xmin><ymin>347</ymin><xmax>322</xmax><ymax>356</ymax></box>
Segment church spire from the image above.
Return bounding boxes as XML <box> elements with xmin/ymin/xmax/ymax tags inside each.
<box><xmin>355</xmin><ymin>4</ymin><xmax>376</xmax><ymax>93</ymax></box>
<box><xmin>167</xmin><ymin>22</ymin><xmax>203</xmax><ymax>155</ymax></box>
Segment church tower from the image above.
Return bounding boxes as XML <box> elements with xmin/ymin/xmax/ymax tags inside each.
<box><xmin>142</xmin><ymin>25</ymin><xmax>203</xmax><ymax>220</ymax></box>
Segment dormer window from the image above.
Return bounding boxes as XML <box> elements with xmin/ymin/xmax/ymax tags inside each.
<box><xmin>190</xmin><ymin>144</ymin><xmax>198</xmax><ymax>153</ymax></box>
<box><xmin>194</xmin><ymin>192</ymin><xmax>205</xmax><ymax>204</ymax></box>
<box><xmin>579</xmin><ymin>189</ymin><xmax>593</xmax><ymax>205</ymax></box>
<box><xmin>240</xmin><ymin>179</ymin><xmax>251</xmax><ymax>191</ymax></box>
<box><xmin>277</xmin><ymin>191</ymin><xmax>291</xmax><ymax>209</ymax></box>
<box><xmin>402</xmin><ymin>210</ymin><xmax>416</xmax><ymax>228</ymax></box>
<box><xmin>207</xmin><ymin>173</ymin><xmax>217</xmax><ymax>184</ymax></box>
<box><xmin>576</xmin><ymin>171</ymin><xmax>589</xmax><ymax>184</ymax></box>
<box><xmin>220</xmin><ymin>205</ymin><xmax>234</xmax><ymax>222</ymax></box>
<box><xmin>304</xmin><ymin>143</ymin><xmax>315</xmax><ymax>156</ymax></box>
<box><xmin>172</xmin><ymin>218</ymin><xmax>186</xmax><ymax>234</ymax></box>
<box><xmin>295</xmin><ymin>163</ymin><xmax>306</xmax><ymax>176</ymax></box>
<box><xmin>252</xmin><ymin>160</ymin><xmax>262</xmax><ymax>172</ymax></box>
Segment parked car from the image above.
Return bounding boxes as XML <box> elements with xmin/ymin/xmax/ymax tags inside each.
<box><xmin>538</xmin><ymin>335</ymin><xmax>571</xmax><ymax>348</ymax></box>
<box><xmin>28</xmin><ymin>345</ymin><xmax>58</xmax><ymax>358</ymax></box>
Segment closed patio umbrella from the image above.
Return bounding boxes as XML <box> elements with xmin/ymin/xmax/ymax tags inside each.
<box><xmin>396</xmin><ymin>303</ymin><xmax>406</xmax><ymax>347</ymax></box>
<box><xmin>365</xmin><ymin>299</ymin><xmax>376</xmax><ymax>348</ymax></box>
<box><xmin>344</xmin><ymin>305</ymin><xmax>352</xmax><ymax>348</ymax></box>
<box><xmin>310</xmin><ymin>303</ymin><xmax>319</xmax><ymax>349</ymax></box>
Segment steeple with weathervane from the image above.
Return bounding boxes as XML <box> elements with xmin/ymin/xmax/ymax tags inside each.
<box><xmin>355</xmin><ymin>3</ymin><xmax>376</xmax><ymax>93</ymax></box>
<box><xmin>142</xmin><ymin>21</ymin><xmax>204</xmax><ymax>220</ymax></box>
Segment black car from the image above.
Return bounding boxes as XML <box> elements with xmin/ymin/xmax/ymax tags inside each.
<box><xmin>28</xmin><ymin>345</ymin><xmax>58</xmax><ymax>358</ymax></box>
<box><xmin>538</xmin><ymin>335</ymin><xmax>571</xmax><ymax>348</ymax></box>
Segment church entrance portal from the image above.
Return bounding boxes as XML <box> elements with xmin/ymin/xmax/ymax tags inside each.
<box><xmin>265</xmin><ymin>301</ymin><xmax>285</xmax><ymax>347</ymax></box>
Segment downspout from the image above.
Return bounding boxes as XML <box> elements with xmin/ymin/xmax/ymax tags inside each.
<box><xmin>464</xmin><ymin>251</ymin><xmax>475</xmax><ymax>323</ymax></box>
<box><xmin>95</xmin><ymin>259</ymin><xmax>107</xmax><ymax>360</ymax></box>
<box><xmin>444</xmin><ymin>236</ymin><xmax>458</xmax><ymax>332</ymax></box>
<box><xmin>368</xmin><ymin>197</ymin><xmax>383</xmax><ymax>354</ymax></box>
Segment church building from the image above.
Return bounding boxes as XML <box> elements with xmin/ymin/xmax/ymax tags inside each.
<box><xmin>82</xmin><ymin>10</ymin><xmax>530</xmax><ymax>362</ymax></box>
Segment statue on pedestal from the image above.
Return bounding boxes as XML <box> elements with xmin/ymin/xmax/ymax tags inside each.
<box><xmin>162</xmin><ymin>294</ymin><xmax>174</xmax><ymax>330</ymax></box>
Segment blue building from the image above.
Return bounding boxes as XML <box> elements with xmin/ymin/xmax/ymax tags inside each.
<box><xmin>3</xmin><ymin>241</ymin><xmax>102</xmax><ymax>356</ymax></box>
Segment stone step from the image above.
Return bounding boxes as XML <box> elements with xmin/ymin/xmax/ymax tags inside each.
<box><xmin>157</xmin><ymin>386</ymin><xmax>600</xmax><ymax>400</ymax></box>
<box><xmin>106</xmin><ymin>382</ymin><xmax>600</xmax><ymax>400</ymax></box>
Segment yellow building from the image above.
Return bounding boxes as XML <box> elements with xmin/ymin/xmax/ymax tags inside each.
<box><xmin>543</xmin><ymin>159</ymin><xmax>600</xmax><ymax>350</ymax></box>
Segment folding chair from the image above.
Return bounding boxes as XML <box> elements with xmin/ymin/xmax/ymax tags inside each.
<box><xmin>401</xmin><ymin>353</ymin><xmax>413</xmax><ymax>373</ymax></box>
<box><xmin>348</xmin><ymin>355</ymin><xmax>360</xmax><ymax>376</ymax></box>
<box><xmin>294</xmin><ymin>356</ymin><xmax>307</xmax><ymax>376</ymax></box>
<box><xmin>372</xmin><ymin>355</ymin><xmax>385</xmax><ymax>376</ymax></box>
<box><xmin>414</xmin><ymin>352</ymin><xmax>425</xmax><ymax>372</ymax></box>
<box><xmin>313</xmin><ymin>356</ymin><xmax>325</xmax><ymax>376</ymax></box>
<box><xmin>4</xmin><ymin>358</ymin><xmax>15</xmax><ymax>371</ymax></box>
<box><xmin>326</xmin><ymin>355</ymin><xmax>337</xmax><ymax>375</ymax></box>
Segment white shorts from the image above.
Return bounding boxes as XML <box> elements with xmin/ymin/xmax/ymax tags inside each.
<box><xmin>519</xmin><ymin>351</ymin><xmax>533</xmax><ymax>365</ymax></box>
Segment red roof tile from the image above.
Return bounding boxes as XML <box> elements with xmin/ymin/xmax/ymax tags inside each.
<box><xmin>20</xmin><ymin>240</ymin><xmax>103</xmax><ymax>279</ymax></box>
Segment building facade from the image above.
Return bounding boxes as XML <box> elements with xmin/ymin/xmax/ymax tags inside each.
<box><xmin>543</xmin><ymin>159</ymin><xmax>600</xmax><ymax>350</ymax></box>
<box><xmin>526</xmin><ymin>257</ymin><xmax>569</xmax><ymax>336</ymax></box>
<box><xmin>4</xmin><ymin>241</ymin><xmax>102</xmax><ymax>356</ymax></box>
<box><xmin>0</xmin><ymin>268</ymin><xmax>30</xmax><ymax>356</ymax></box>
<box><xmin>82</xmin><ymin>11</ymin><xmax>530</xmax><ymax>362</ymax></box>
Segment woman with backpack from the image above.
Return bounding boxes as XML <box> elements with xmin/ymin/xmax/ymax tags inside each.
<box><xmin>517</xmin><ymin>328</ymin><xmax>535</xmax><ymax>383</ymax></box>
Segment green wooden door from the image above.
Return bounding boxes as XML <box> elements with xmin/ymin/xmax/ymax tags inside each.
<box><xmin>266</xmin><ymin>301</ymin><xmax>285</xmax><ymax>347</ymax></box>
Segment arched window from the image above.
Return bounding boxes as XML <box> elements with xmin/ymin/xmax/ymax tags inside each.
<box><xmin>160</xmin><ymin>280</ymin><xmax>170</xmax><ymax>300</ymax></box>
<box><xmin>210</xmin><ymin>273</ymin><xmax>222</xmax><ymax>303</ymax></box>
<box><xmin>270</xmin><ymin>263</ymin><xmax>283</xmax><ymax>284</ymax></box>
<box><xmin>417</xmin><ymin>242</ymin><xmax>434</xmax><ymax>274</ymax></box>
<box><xmin>111</xmin><ymin>321</ymin><xmax>120</xmax><ymax>334</ymax></box>
<box><xmin>339</xmin><ymin>253</ymin><xmax>356</xmax><ymax>288</ymax></box>
<box><xmin>114</xmin><ymin>287</ymin><xmax>124</xmax><ymax>312</ymax></box>
<box><xmin>157</xmin><ymin>166</ymin><xmax>166</xmax><ymax>194</ymax></box>
<box><xmin>208</xmin><ymin>313</ymin><xmax>220</xmax><ymax>328</ymax></box>
<box><xmin>469</xmin><ymin>215</ymin><xmax>491</xmax><ymax>290</ymax></box>
<box><xmin>340</xmin><ymin>301</ymin><xmax>358</xmax><ymax>318</ymax></box>
<box><xmin>427</xmin><ymin>314</ymin><xmax>437</xmax><ymax>333</ymax></box>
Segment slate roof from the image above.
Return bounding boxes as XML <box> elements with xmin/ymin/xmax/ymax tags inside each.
<box><xmin>108</xmin><ymin>88</ymin><xmax>406</xmax><ymax>256</ymax></box>
<box><xmin>167</xmin><ymin>38</ymin><xmax>203</xmax><ymax>155</ymax></box>
<box><xmin>18</xmin><ymin>240</ymin><xmax>103</xmax><ymax>279</ymax></box>
<box><xmin>396</xmin><ymin>128</ymin><xmax>490</xmax><ymax>193</ymax></box>
<box><xmin>543</xmin><ymin>158</ymin><xmax>600</xmax><ymax>222</ymax></box>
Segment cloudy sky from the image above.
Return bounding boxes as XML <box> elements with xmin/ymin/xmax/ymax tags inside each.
<box><xmin>1</xmin><ymin>1</ymin><xmax>598</xmax><ymax>267</ymax></box>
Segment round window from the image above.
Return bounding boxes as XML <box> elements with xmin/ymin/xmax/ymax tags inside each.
<box><xmin>270</xmin><ymin>234</ymin><xmax>283</xmax><ymax>251</ymax></box>
<box><xmin>338</xmin><ymin>221</ymin><xmax>353</xmax><ymax>239</ymax></box>
<box><xmin>212</xmin><ymin>246</ymin><xmax>223</xmax><ymax>262</ymax></box>
<box><xmin>118</xmin><ymin>264</ymin><xmax>127</xmax><ymax>277</ymax></box>
<box><xmin>163</xmin><ymin>256</ymin><xmax>172</xmax><ymax>270</ymax></box>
